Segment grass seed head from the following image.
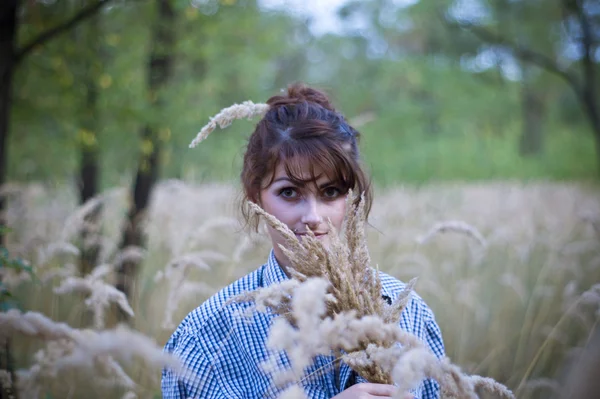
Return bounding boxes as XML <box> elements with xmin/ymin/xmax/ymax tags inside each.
<box><xmin>189</xmin><ymin>101</ymin><xmax>270</xmax><ymax>148</ymax></box>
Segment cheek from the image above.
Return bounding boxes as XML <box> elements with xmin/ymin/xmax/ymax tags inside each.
<box><xmin>330</xmin><ymin>199</ymin><xmax>346</xmax><ymax>230</ymax></box>
<box><xmin>260</xmin><ymin>191</ymin><xmax>295</xmax><ymax>223</ymax></box>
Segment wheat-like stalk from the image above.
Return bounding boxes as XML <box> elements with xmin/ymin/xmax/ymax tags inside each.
<box><xmin>189</xmin><ymin>101</ymin><xmax>270</xmax><ymax>148</ymax></box>
<box><xmin>0</xmin><ymin>309</ymin><xmax>183</xmax><ymax>399</ymax></box>
<box><xmin>416</xmin><ymin>221</ymin><xmax>487</xmax><ymax>247</ymax></box>
<box><xmin>154</xmin><ymin>250</ymin><xmax>225</xmax><ymax>329</ymax></box>
<box><xmin>277</xmin><ymin>385</ymin><xmax>308</xmax><ymax>399</ymax></box>
<box><xmin>53</xmin><ymin>263</ymin><xmax>134</xmax><ymax>329</ymax></box>
<box><xmin>0</xmin><ymin>240</ymin><xmax>83</xmax><ymax>290</ymax></box>
<box><xmin>15</xmin><ymin>340</ymin><xmax>137</xmax><ymax>398</ymax></box>
<box><xmin>228</xmin><ymin>279</ymin><xmax>305</xmax><ymax>319</ymax></box>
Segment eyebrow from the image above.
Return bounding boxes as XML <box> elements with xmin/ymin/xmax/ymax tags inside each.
<box><xmin>272</xmin><ymin>177</ymin><xmax>336</xmax><ymax>189</ymax></box>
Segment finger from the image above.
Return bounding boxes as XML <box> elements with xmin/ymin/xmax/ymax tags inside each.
<box><xmin>360</xmin><ymin>383</ymin><xmax>398</xmax><ymax>396</ymax></box>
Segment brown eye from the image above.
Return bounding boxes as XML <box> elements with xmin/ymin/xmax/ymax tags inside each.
<box><xmin>323</xmin><ymin>187</ymin><xmax>341</xmax><ymax>199</ymax></box>
<box><xmin>279</xmin><ymin>187</ymin><xmax>298</xmax><ymax>199</ymax></box>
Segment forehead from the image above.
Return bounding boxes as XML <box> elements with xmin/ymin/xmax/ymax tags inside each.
<box><xmin>259</xmin><ymin>139</ymin><xmax>356</xmax><ymax>190</ymax></box>
<box><xmin>271</xmin><ymin>159</ymin><xmax>330</xmax><ymax>183</ymax></box>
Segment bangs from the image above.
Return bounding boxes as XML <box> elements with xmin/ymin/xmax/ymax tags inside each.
<box><xmin>266</xmin><ymin>139</ymin><xmax>357</xmax><ymax>191</ymax></box>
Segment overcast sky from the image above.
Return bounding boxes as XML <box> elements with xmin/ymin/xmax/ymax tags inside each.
<box><xmin>258</xmin><ymin>0</ymin><xmax>351</xmax><ymax>36</ymax></box>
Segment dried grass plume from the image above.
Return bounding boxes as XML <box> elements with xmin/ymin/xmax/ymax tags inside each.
<box><xmin>189</xmin><ymin>101</ymin><xmax>269</xmax><ymax>148</ymax></box>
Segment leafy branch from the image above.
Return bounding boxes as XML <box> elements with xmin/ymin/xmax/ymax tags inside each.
<box><xmin>15</xmin><ymin>0</ymin><xmax>115</xmax><ymax>64</ymax></box>
<box><xmin>443</xmin><ymin>17</ymin><xmax>582</xmax><ymax>98</ymax></box>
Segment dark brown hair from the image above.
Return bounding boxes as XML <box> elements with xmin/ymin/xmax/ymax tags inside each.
<box><xmin>241</xmin><ymin>83</ymin><xmax>373</xmax><ymax>229</ymax></box>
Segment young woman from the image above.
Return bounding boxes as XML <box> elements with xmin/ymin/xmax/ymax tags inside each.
<box><xmin>162</xmin><ymin>84</ymin><xmax>445</xmax><ymax>399</ymax></box>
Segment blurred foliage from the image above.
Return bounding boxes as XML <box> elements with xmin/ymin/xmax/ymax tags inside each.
<box><xmin>0</xmin><ymin>229</ymin><xmax>34</xmax><ymax>311</ymax></box>
<box><xmin>7</xmin><ymin>0</ymin><xmax>597</xmax><ymax>187</ymax></box>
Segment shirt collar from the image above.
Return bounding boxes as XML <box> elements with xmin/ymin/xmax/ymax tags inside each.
<box><xmin>263</xmin><ymin>249</ymin><xmax>290</xmax><ymax>287</ymax></box>
<box><xmin>377</xmin><ymin>268</ymin><xmax>394</xmax><ymax>303</ymax></box>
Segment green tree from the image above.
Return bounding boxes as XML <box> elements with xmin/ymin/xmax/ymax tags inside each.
<box><xmin>0</xmin><ymin>0</ymin><xmax>114</xmax><ymax>246</ymax></box>
<box><xmin>116</xmin><ymin>0</ymin><xmax>176</xmax><ymax>304</ymax></box>
<box><xmin>449</xmin><ymin>0</ymin><xmax>600</xmax><ymax>172</ymax></box>
<box><xmin>0</xmin><ymin>2</ymin><xmax>113</xmax><ymax>394</ymax></box>
<box><xmin>0</xmin><ymin>1</ymin><xmax>18</xmax><ymax>252</ymax></box>
<box><xmin>72</xmin><ymin>3</ymin><xmax>105</xmax><ymax>276</ymax></box>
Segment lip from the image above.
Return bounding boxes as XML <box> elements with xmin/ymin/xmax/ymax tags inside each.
<box><xmin>295</xmin><ymin>232</ymin><xmax>328</xmax><ymax>240</ymax></box>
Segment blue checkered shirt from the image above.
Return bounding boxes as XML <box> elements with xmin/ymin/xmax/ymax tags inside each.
<box><xmin>162</xmin><ymin>250</ymin><xmax>445</xmax><ymax>398</ymax></box>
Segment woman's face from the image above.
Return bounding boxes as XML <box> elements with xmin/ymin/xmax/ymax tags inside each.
<box><xmin>259</xmin><ymin>160</ymin><xmax>347</xmax><ymax>268</ymax></box>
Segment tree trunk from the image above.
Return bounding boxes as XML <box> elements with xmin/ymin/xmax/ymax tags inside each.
<box><xmin>79</xmin><ymin>146</ymin><xmax>102</xmax><ymax>276</ymax></box>
<box><xmin>0</xmin><ymin>0</ymin><xmax>18</xmax><ymax>248</ymax></box>
<box><xmin>0</xmin><ymin>2</ymin><xmax>19</xmax><ymax>396</ymax></box>
<box><xmin>413</xmin><ymin>88</ymin><xmax>440</xmax><ymax>136</ymax></box>
<box><xmin>76</xmin><ymin>9</ymin><xmax>102</xmax><ymax>277</ymax></box>
<box><xmin>0</xmin><ymin>338</ymin><xmax>17</xmax><ymax>399</ymax></box>
<box><xmin>581</xmin><ymin>88</ymin><xmax>600</xmax><ymax>176</ymax></box>
<box><xmin>116</xmin><ymin>0</ymin><xmax>175</xmax><ymax>306</ymax></box>
<box><xmin>1</xmin><ymin>0</ymin><xmax>112</xmax><ymax>248</ymax></box>
<box><xmin>575</xmin><ymin>0</ymin><xmax>600</xmax><ymax>176</ymax></box>
<box><xmin>519</xmin><ymin>75</ymin><xmax>545</xmax><ymax>156</ymax></box>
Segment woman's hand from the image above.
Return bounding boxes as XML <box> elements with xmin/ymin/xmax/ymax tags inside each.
<box><xmin>332</xmin><ymin>383</ymin><xmax>414</xmax><ymax>398</ymax></box>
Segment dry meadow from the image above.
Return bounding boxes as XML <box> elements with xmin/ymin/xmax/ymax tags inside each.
<box><xmin>1</xmin><ymin>180</ymin><xmax>599</xmax><ymax>398</ymax></box>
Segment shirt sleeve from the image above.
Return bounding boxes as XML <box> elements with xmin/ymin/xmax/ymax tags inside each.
<box><xmin>162</xmin><ymin>330</ymin><xmax>225</xmax><ymax>399</ymax></box>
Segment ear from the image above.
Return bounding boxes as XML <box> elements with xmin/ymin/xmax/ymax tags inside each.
<box><xmin>252</xmin><ymin>190</ymin><xmax>262</xmax><ymax>206</ymax></box>
<box><xmin>248</xmin><ymin>190</ymin><xmax>263</xmax><ymax>209</ymax></box>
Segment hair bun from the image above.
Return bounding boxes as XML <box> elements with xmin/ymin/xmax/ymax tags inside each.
<box><xmin>267</xmin><ymin>83</ymin><xmax>336</xmax><ymax>112</ymax></box>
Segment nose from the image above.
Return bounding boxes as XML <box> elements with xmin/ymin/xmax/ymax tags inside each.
<box><xmin>300</xmin><ymin>197</ymin><xmax>323</xmax><ymax>230</ymax></box>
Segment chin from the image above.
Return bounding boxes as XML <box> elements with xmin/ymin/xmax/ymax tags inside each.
<box><xmin>315</xmin><ymin>234</ymin><xmax>331</xmax><ymax>248</ymax></box>
<box><xmin>295</xmin><ymin>233</ymin><xmax>330</xmax><ymax>245</ymax></box>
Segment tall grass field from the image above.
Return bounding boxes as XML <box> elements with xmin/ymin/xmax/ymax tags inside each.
<box><xmin>1</xmin><ymin>180</ymin><xmax>599</xmax><ymax>398</ymax></box>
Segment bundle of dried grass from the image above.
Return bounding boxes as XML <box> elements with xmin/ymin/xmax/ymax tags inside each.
<box><xmin>241</xmin><ymin>192</ymin><xmax>416</xmax><ymax>384</ymax></box>
<box><xmin>248</xmin><ymin>193</ymin><xmax>414</xmax><ymax>321</ymax></box>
